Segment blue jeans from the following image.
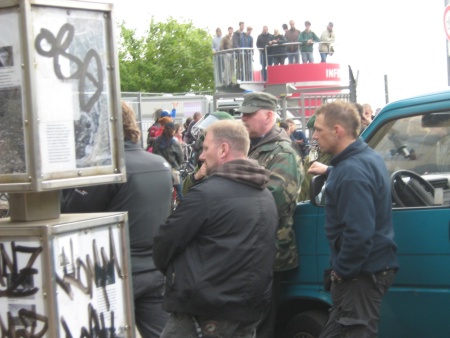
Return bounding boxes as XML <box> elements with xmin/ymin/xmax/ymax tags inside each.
<box><xmin>320</xmin><ymin>53</ymin><xmax>328</xmax><ymax>63</ymax></box>
<box><xmin>319</xmin><ymin>270</ymin><xmax>396</xmax><ymax>338</ymax></box>
<box><xmin>301</xmin><ymin>52</ymin><xmax>314</xmax><ymax>63</ymax></box>
<box><xmin>133</xmin><ymin>270</ymin><xmax>169</xmax><ymax>338</ymax></box>
<box><xmin>288</xmin><ymin>52</ymin><xmax>300</xmax><ymax>64</ymax></box>
<box><xmin>161</xmin><ymin>313</ymin><xmax>258</xmax><ymax>338</ymax></box>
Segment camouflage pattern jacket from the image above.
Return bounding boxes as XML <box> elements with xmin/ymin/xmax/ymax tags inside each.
<box><xmin>249</xmin><ymin>126</ymin><xmax>304</xmax><ymax>271</ymax></box>
<box><xmin>298</xmin><ymin>148</ymin><xmax>332</xmax><ymax>202</ymax></box>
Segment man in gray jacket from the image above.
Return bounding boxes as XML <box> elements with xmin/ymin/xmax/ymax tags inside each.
<box><xmin>154</xmin><ymin>120</ymin><xmax>278</xmax><ymax>338</ymax></box>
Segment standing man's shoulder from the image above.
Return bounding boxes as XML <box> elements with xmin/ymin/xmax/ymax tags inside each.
<box><xmin>125</xmin><ymin>145</ymin><xmax>171</xmax><ymax>173</ymax></box>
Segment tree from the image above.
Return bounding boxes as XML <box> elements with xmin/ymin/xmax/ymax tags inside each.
<box><xmin>118</xmin><ymin>17</ymin><xmax>214</xmax><ymax>93</ymax></box>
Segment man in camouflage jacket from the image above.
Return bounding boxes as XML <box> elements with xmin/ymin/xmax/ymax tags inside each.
<box><xmin>238</xmin><ymin>91</ymin><xmax>303</xmax><ymax>338</ymax></box>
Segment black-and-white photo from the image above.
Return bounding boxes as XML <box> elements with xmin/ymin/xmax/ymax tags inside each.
<box><xmin>0</xmin><ymin>46</ymin><xmax>13</xmax><ymax>68</ymax></box>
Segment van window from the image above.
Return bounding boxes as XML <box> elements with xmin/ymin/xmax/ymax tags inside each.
<box><xmin>368</xmin><ymin>112</ymin><xmax>450</xmax><ymax>176</ymax></box>
<box><xmin>366</xmin><ymin>111</ymin><xmax>450</xmax><ymax>208</ymax></box>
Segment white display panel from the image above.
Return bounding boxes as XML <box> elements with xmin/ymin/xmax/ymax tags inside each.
<box><xmin>32</xmin><ymin>6</ymin><xmax>114</xmax><ymax>174</ymax></box>
<box><xmin>0</xmin><ymin>216</ymin><xmax>132</xmax><ymax>337</ymax></box>
<box><xmin>0</xmin><ymin>238</ymin><xmax>47</xmax><ymax>336</ymax></box>
<box><xmin>53</xmin><ymin>224</ymin><xmax>127</xmax><ymax>337</ymax></box>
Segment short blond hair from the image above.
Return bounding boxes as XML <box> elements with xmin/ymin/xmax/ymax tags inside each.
<box><xmin>315</xmin><ymin>100</ymin><xmax>361</xmax><ymax>138</ymax></box>
<box><xmin>207</xmin><ymin>120</ymin><xmax>250</xmax><ymax>155</ymax></box>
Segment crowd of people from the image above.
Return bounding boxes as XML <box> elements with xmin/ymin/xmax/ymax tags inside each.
<box><xmin>213</xmin><ymin>20</ymin><xmax>336</xmax><ymax>82</ymax></box>
<box><xmin>60</xmin><ymin>92</ymin><xmax>396</xmax><ymax>338</ymax></box>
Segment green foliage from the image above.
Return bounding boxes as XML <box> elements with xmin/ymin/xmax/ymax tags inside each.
<box><xmin>118</xmin><ymin>17</ymin><xmax>214</xmax><ymax>93</ymax></box>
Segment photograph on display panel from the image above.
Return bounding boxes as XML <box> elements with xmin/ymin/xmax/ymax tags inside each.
<box><xmin>0</xmin><ymin>8</ymin><xmax>26</xmax><ymax>175</ymax></box>
<box><xmin>32</xmin><ymin>5</ymin><xmax>114</xmax><ymax>174</ymax></box>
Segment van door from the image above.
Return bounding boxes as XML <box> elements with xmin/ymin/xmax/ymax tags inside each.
<box><xmin>367</xmin><ymin>110</ymin><xmax>450</xmax><ymax>337</ymax></box>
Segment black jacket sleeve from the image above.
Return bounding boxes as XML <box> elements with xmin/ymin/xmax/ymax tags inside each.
<box><xmin>153</xmin><ymin>184</ymin><xmax>208</xmax><ymax>273</ymax></box>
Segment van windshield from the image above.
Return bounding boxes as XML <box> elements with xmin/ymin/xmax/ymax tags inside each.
<box><xmin>367</xmin><ymin>112</ymin><xmax>450</xmax><ymax>176</ymax></box>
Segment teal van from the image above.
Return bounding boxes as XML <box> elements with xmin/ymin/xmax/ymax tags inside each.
<box><xmin>276</xmin><ymin>90</ymin><xmax>450</xmax><ymax>338</ymax></box>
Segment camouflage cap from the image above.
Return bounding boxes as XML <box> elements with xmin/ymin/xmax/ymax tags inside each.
<box><xmin>236</xmin><ymin>92</ymin><xmax>278</xmax><ymax>114</ymax></box>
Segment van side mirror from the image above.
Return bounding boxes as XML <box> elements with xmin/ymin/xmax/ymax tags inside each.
<box><xmin>310</xmin><ymin>175</ymin><xmax>326</xmax><ymax>206</ymax></box>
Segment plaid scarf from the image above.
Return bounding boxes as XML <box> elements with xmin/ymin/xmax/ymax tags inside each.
<box><xmin>210</xmin><ymin>159</ymin><xmax>270</xmax><ymax>190</ymax></box>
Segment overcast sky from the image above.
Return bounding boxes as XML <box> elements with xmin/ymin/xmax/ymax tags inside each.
<box><xmin>112</xmin><ymin>0</ymin><xmax>449</xmax><ymax>110</ymax></box>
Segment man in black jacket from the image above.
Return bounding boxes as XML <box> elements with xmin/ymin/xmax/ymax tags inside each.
<box><xmin>61</xmin><ymin>102</ymin><xmax>173</xmax><ymax>338</ymax></box>
<box><xmin>256</xmin><ymin>26</ymin><xmax>272</xmax><ymax>81</ymax></box>
<box><xmin>154</xmin><ymin>120</ymin><xmax>278</xmax><ymax>338</ymax></box>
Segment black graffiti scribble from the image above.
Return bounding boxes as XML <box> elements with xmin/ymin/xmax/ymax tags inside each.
<box><xmin>61</xmin><ymin>303</ymin><xmax>115</xmax><ymax>338</ymax></box>
<box><xmin>56</xmin><ymin>238</ymin><xmax>94</xmax><ymax>301</ymax></box>
<box><xmin>34</xmin><ymin>23</ymin><xmax>104</xmax><ymax>113</ymax></box>
<box><xmin>56</xmin><ymin>227</ymin><xmax>123</xmax><ymax>312</ymax></box>
<box><xmin>93</xmin><ymin>227</ymin><xmax>122</xmax><ymax>311</ymax></box>
<box><xmin>0</xmin><ymin>242</ymin><xmax>43</xmax><ymax>298</ymax></box>
<box><xmin>0</xmin><ymin>309</ymin><xmax>48</xmax><ymax>338</ymax></box>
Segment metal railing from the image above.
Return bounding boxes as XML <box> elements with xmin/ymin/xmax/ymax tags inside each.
<box><xmin>212</xmin><ymin>42</ymin><xmax>327</xmax><ymax>86</ymax></box>
<box><xmin>279</xmin><ymin>84</ymin><xmax>353</xmax><ymax>134</ymax></box>
<box><xmin>213</xmin><ymin>47</ymin><xmax>255</xmax><ymax>87</ymax></box>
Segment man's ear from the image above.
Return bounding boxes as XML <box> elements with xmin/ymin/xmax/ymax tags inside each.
<box><xmin>220</xmin><ymin>142</ymin><xmax>230</xmax><ymax>158</ymax></box>
<box><xmin>334</xmin><ymin>124</ymin><xmax>345</xmax><ymax>138</ymax></box>
<box><xmin>266</xmin><ymin>110</ymin><xmax>274</xmax><ymax>124</ymax></box>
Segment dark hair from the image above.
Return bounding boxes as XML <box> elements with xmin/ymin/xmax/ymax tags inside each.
<box><xmin>279</xmin><ymin>121</ymin><xmax>289</xmax><ymax>131</ymax></box>
<box><xmin>154</xmin><ymin>108</ymin><xmax>163</xmax><ymax>122</ymax></box>
<box><xmin>282</xmin><ymin>23</ymin><xmax>288</xmax><ymax>30</ymax></box>
<box><xmin>184</xmin><ymin>117</ymin><xmax>193</xmax><ymax>129</ymax></box>
<box><xmin>354</xmin><ymin>103</ymin><xmax>364</xmax><ymax>119</ymax></box>
<box><xmin>162</xmin><ymin>122</ymin><xmax>176</xmax><ymax>140</ymax></box>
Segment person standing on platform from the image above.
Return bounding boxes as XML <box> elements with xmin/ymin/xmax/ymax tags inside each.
<box><xmin>298</xmin><ymin>21</ymin><xmax>320</xmax><ymax>63</ymax></box>
<box><xmin>256</xmin><ymin>26</ymin><xmax>272</xmax><ymax>81</ymax></box>
<box><xmin>285</xmin><ymin>20</ymin><xmax>301</xmax><ymax>64</ymax></box>
<box><xmin>220</xmin><ymin>26</ymin><xmax>234</xmax><ymax>86</ymax></box>
<box><xmin>319</xmin><ymin>22</ymin><xmax>335</xmax><ymax>63</ymax></box>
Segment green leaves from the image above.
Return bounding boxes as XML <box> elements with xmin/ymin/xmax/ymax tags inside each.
<box><xmin>118</xmin><ymin>17</ymin><xmax>214</xmax><ymax>93</ymax></box>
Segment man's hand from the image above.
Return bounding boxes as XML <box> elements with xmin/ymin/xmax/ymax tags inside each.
<box><xmin>307</xmin><ymin>161</ymin><xmax>328</xmax><ymax>175</ymax></box>
<box><xmin>194</xmin><ymin>163</ymin><xmax>207</xmax><ymax>181</ymax></box>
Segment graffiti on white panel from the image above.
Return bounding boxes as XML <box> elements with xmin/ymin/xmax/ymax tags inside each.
<box><xmin>55</xmin><ymin>227</ymin><xmax>125</xmax><ymax>337</ymax></box>
<box><xmin>0</xmin><ymin>242</ymin><xmax>48</xmax><ymax>337</ymax></box>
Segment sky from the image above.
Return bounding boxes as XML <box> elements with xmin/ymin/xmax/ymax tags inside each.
<box><xmin>111</xmin><ymin>0</ymin><xmax>449</xmax><ymax>111</ymax></box>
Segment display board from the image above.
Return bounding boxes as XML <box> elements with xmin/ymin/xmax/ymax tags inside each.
<box><xmin>0</xmin><ymin>1</ymin><xmax>125</xmax><ymax>192</ymax></box>
<box><xmin>32</xmin><ymin>6</ymin><xmax>114</xmax><ymax>174</ymax></box>
<box><xmin>0</xmin><ymin>238</ymin><xmax>47</xmax><ymax>336</ymax></box>
<box><xmin>0</xmin><ymin>7</ymin><xmax>26</xmax><ymax>175</ymax></box>
<box><xmin>52</xmin><ymin>224</ymin><xmax>127</xmax><ymax>337</ymax></box>
<box><xmin>0</xmin><ymin>213</ymin><xmax>133</xmax><ymax>337</ymax></box>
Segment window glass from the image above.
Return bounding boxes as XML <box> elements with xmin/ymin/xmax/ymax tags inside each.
<box><xmin>368</xmin><ymin>112</ymin><xmax>450</xmax><ymax>176</ymax></box>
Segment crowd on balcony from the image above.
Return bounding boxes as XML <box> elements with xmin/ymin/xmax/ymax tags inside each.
<box><xmin>212</xmin><ymin>20</ymin><xmax>335</xmax><ymax>83</ymax></box>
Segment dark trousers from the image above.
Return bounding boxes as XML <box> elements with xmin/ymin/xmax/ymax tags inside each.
<box><xmin>260</xmin><ymin>52</ymin><xmax>267</xmax><ymax>81</ymax></box>
<box><xmin>319</xmin><ymin>270</ymin><xmax>396</xmax><ymax>338</ymax></box>
<box><xmin>256</xmin><ymin>271</ymin><xmax>282</xmax><ymax>338</ymax></box>
<box><xmin>133</xmin><ymin>270</ymin><xmax>169</xmax><ymax>338</ymax></box>
<box><xmin>160</xmin><ymin>313</ymin><xmax>258</xmax><ymax>338</ymax></box>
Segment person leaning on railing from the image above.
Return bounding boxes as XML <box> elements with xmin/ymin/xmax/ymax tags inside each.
<box><xmin>319</xmin><ymin>22</ymin><xmax>335</xmax><ymax>63</ymax></box>
<box><xmin>298</xmin><ymin>20</ymin><xmax>320</xmax><ymax>63</ymax></box>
